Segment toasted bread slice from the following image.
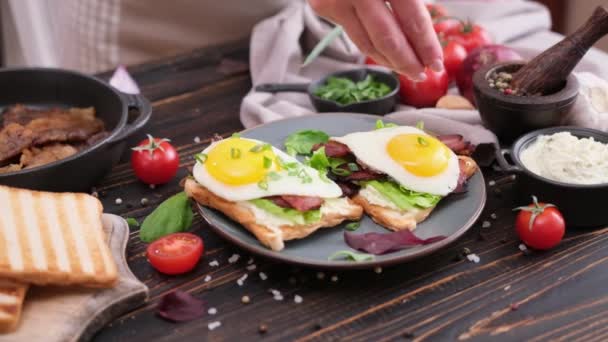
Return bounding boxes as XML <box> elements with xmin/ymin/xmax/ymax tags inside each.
<box><xmin>0</xmin><ymin>279</ymin><xmax>27</xmax><ymax>333</ymax></box>
<box><xmin>185</xmin><ymin>179</ymin><xmax>363</xmax><ymax>251</ymax></box>
<box><xmin>0</xmin><ymin>185</ymin><xmax>117</xmax><ymax>287</ymax></box>
<box><xmin>354</xmin><ymin>156</ymin><xmax>479</xmax><ymax>232</ymax></box>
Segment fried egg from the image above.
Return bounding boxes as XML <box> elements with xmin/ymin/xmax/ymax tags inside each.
<box><xmin>332</xmin><ymin>126</ymin><xmax>459</xmax><ymax>196</ymax></box>
<box><xmin>193</xmin><ymin>136</ymin><xmax>342</xmax><ymax>201</ymax></box>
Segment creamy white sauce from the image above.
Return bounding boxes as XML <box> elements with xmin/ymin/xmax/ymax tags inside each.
<box><xmin>358</xmin><ymin>185</ymin><xmax>400</xmax><ymax>211</ymax></box>
<box><xmin>520</xmin><ymin>132</ymin><xmax>608</xmax><ymax>185</ymax></box>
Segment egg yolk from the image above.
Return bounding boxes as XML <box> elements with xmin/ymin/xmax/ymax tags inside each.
<box><xmin>205</xmin><ymin>138</ymin><xmax>276</xmax><ymax>185</ymax></box>
<box><xmin>386</xmin><ymin>134</ymin><xmax>451</xmax><ymax>177</ymax></box>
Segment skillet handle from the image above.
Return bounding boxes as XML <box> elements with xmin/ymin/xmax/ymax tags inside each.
<box><xmin>495</xmin><ymin>148</ymin><xmax>522</xmax><ymax>173</ymax></box>
<box><xmin>109</xmin><ymin>93</ymin><xmax>152</xmax><ymax>144</ymax></box>
<box><xmin>254</xmin><ymin>83</ymin><xmax>310</xmax><ymax>93</ymax></box>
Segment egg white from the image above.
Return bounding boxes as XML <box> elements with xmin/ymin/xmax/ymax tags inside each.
<box><xmin>332</xmin><ymin>126</ymin><xmax>460</xmax><ymax>196</ymax></box>
<box><xmin>193</xmin><ymin>138</ymin><xmax>343</xmax><ymax>201</ymax></box>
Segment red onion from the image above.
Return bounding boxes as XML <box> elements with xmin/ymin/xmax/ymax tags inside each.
<box><xmin>456</xmin><ymin>45</ymin><xmax>522</xmax><ymax>105</ymax></box>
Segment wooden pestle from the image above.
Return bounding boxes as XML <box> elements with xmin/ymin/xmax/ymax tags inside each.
<box><xmin>511</xmin><ymin>6</ymin><xmax>608</xmax><ymax>95</ymax></box>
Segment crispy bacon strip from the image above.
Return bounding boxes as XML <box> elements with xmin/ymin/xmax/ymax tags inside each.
<box><xmin>267</xmin><ymin>195</ymin><xmax>324</xmax><ymax>212</ymax></box>
<box><xmin>312</xmin><ymin>141</ymin><xmax>351</xmax><ymax>158</ymax></box>
<box><xmin>437</xmin><ymin>134</ymin><xmax>476</xmax><ymax>156</ymax></box>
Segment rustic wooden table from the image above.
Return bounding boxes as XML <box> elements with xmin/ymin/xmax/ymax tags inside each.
<box><xmin>92</xmin><ymin>40</ymin><xmax>608</xmax><ymax>342</ymax></box>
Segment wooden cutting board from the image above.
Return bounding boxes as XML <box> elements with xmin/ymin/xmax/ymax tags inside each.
<box><xmin>0</xmin><ymin>214</ymin><xmax>149</xmax><ymax>342</ymax></box>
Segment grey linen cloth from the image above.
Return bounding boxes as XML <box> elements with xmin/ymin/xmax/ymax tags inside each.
<box><xmin>240</xmin><ymin>0</ymin><xmax>608</xmax><ymax>145</ymax></box>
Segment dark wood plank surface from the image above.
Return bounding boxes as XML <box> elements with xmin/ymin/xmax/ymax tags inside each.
<box><xmin>92</xmin><ymin>40</ymin><xmax>608</xmax><ymax>342</ymax></box>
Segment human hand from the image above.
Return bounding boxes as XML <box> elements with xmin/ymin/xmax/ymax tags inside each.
<box><xmin>308</xmin><ymin>0</ymin><xmax>443</xmax><ymax>81</ymax></box>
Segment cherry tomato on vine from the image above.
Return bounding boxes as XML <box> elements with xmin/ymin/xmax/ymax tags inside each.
<box><xmin>146</xmin><ymin>233</ymin><xmax>204</xmax><ymax>275</ymax></box>
<box><xmin>441</xmin><ymin>40</ymin><xmax>468</xmax><ymax>80</ymax></box>
<box><xmin>131</xmin><ymin>134</ymin><xmax>180</xmax><ymax>185</ymax></box>
<box><xmin>514</xmin><ymin>196</ymin><xmax>565</xmax><ymax>250</ymax></box>
<box><xmin>445</xmin><ymin>21</ymin><xmax>493</xmax><ymax>52</ymax></box>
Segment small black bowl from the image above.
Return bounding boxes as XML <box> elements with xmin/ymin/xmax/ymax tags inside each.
<box><xmin>254</xmin><ymin>68</ymin><xmax>400</xmax><ymax>115</ymax></box>
<box><xmin>473</xmin><ymin>62</ymin><xmax>579</xmax><ymax>144</ymax></box>
<box><xmin>497</xmin><ymin>126</ymin><xmax>608</xmax><ymax>227</ymax></box>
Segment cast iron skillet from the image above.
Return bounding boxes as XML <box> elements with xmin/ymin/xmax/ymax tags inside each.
<box><xmin>0</xmin><ymin>68</ymin><xmax>152</xmax><ymax>192</ymax></box>
<box><xmin>496</xmin><ymin>126</ymin><xmax>608</xmax><ymax>227</ymax></box>
<box><xmin>254</xmin><ymin>68</ymin><xmax>400</xmax><ymax>115</ymax></box>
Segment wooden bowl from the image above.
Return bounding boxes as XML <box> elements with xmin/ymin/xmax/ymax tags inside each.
<box><xmin>473</xmin><ymin>62</ymin><xmax>579</xmax><ymax>144</ymax></box>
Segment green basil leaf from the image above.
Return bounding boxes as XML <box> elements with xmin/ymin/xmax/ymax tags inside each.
<box><xmin>328</xmin><ymin>250</ymin><xmax>374</xmax><ymax>262</ymax></box>
<box><xmin>284</xmin><ymin>130</ymin><xmax>330</xmax><ymax>156</ymax></box>
<box><xmin>309</xmin><ymin>147</ymin><xmax>330</xmax><ymax>171</ymax></box>
<box><xmin>140</xmin><ymin>192</ymin><xmax>193</xmax><ymax>243</ymax></box>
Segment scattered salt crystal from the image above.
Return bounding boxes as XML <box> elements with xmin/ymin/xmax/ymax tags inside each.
<box><xmin>149</xmin><ymin>184</ymin><xmax>156</xmax><ymax>189</ymax></box>
<box><xmin>482</xmin><ymin>221</ymin><xmax>491</xmax><ymax>228</ymax></box>
<box><xmin>247</xmin><ymin>258</ymin><xmax>254</xmax><ymax>265</ymax></box>
<box><xmin>228</xmin><ymin>254</ymin><xmax>240</xmax><ymax>264</ymax></box>
<box><xmin>241</xmin><ymin>295</ymin><xmax>250</xmax><ymax>304</ymax></box>
<box><xmin>246</xmin><ymin>264</ymin><xmax>257</xmax><ymax>271</ymax></box>
<box><xmin>374</xmin><ymin>267</ymin><xmax>382</xmax><ymax>274</ymax></box>
<box><xmin>140</xmin><ymin>197</ymin><xmax>149</xmax><ymax>206</ymax></box>
<box><xmin>504</xmin><ymin>285</ymin><xmax>511</xmax><ymax>291</ymax></box>
<box><xmin>489</xmin><ymin>180</ymin><xmax>496</xmax><ymax>186</ymax></box>
<box><xmin>316</xmin><ymin>272</ymin><xmax>325</xmax><ymax>280</ymax></box>
<box><xmin>204</xmin><ymin>275</ymin><xmax>212</xmax><ymax>282</ymax></box>
<box><xmin>294</xmin><ymin>295</ymin><xmax>303</xmax><ymax>304</ymax></box>
<box><xmin>209</xmin><ymin>260</ymin><xmax>219</xmax><ymax>267</ymax></box>
<box><xmin>331</xmin><ymin>275</ymin><xmax>339</xmax><ymax>282</ymax></box>
<box><xmin>208</xmin><ymin>321</ymin><xmax>221</xmax><ymax>330</ymax></box>
<box><xmin>115</xmin><ymin>198</ymin><xmax>123</xmax><ymax>205</ymax></box>
<box><xmin>274</xmin><ymin>294</ymin><xmax>284</xmax><ymax>301</ymax></box>
<box><xmin>259</xmin><ymin>272</ymin><xmax>268</xmax><ymax>280</ymax></box>
<box><xmin>519</xmin><ymin>244</ymin><xmax>528</xmax><ymax>252</ymax></box>
<box><xmin>269</xmin><ymin>289</ymin><xmax>281</xmax><ymax>296</ymax></box>
<box><xmin>237</xmin><ymin>274</ymin><xmax>248</xmax><ymax>286</ymax></box>
<box><xmin>208</xmin><ymin>307</ymin><xmax>217</xmax><ymax>315</ymax></box>
<box><xmin>490</xmin><ymin>213</ymin><xmax>497</xmax><ymax>220</ymax></box>
<box><xmin>194</xmin><ymin>136</ymin><xmax>201</xmax><ymax>143</ymax></box>
<box><xmin>467</xmin><ymin>254</ymin><xmax>480</xmax><ymax>263</ymax></box>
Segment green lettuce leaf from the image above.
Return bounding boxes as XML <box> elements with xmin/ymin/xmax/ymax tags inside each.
<box><xmin>284</xmin><ymin>130</ymin><xmax>329</xmax><ymax>156</ymax></box>
<box><xmin>364</xmin><ymin>180</ymin><xmax>441</xmax><ymax>210</ymax></box>
<box><xmin>249</xmin><ymin>199</ymin><xmax>322</xmax><ymax>225</ymax></box>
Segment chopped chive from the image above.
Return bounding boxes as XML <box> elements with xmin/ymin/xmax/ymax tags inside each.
<box><xmin>332</xmin><ymin>168</ymin><xmax>351</xmax><ymax>177</ymax></box>
<box><xmin>345</xmin><ymin>221</ymin><xmax>360</xmax><ymax>231</ymax></box>
<box><xmin>250</xmin><ymin>143</ymin><xmax>271</xmax><ymax>153</ymax></box>
<box><xmin>195</xmin><ymin>153</ymin><xmax>208</xmax><ymax>164</ymax></box>
<box><xmin>258</xmin><ymin>180</ymin><xmax>268</xmax><ymax>190</ymax></box>
<box><xmin>231</xmin><ymin>147</ymin><xmax>241</xmax><ymax>159</ymax></box>
<box><xmin>266</xmin><ymin>171</ymin><xmax>281</xmax><ymax>181</ymax></box>
<box><xmin>347</xmin><ymin>163</ymin><xmax>359</xmax><ymax>172</ymax></box>
<box><xmin>263</xmin><ymin>156</ymin><xmax>272</xmax><ymax>169</ymax></box>
<box><xmin>416</xmin><ymin>121</ymin><xmax>424</xmax><ymax>130</ymax></box>
<box><xmin>375</xmin><ymin>119</ymin><xmax>385</xmax><ymax>129</ymax></box>
<box><xmin>417</xmin><ymin>137</ymin><xmax>429</xmax><ymax>147</ymax></box>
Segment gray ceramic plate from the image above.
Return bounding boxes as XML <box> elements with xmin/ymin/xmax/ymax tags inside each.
<box><xmin>196</xmin><ymin>114</ymin><xmax>486</xmax><ymax>269</ymax></box>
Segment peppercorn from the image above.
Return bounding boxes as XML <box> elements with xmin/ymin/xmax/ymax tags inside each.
<box><xmin>258</xmin><ymin>324</ymin><xmax>268</xmax><ymax>334</ymax></box>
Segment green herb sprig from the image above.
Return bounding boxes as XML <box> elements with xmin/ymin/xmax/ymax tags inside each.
<box><xmin>328</xmin><ymin>250</ymin><xmax>374</xmax><ymax>262</ymax></box>
<box><xmin>139</xmin><ymin>192</ymin><xmax>193</xmax><ymax>242</ymax></box>
<box><xmin>314</xmin><ymin>75</ymin><xmax>392</xmax><ymax>105</ymax></box>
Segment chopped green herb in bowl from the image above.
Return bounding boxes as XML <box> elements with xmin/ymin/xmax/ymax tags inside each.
<box><xmin>313</xmin><ymin>75</ymin><xmax>392</xmax><ymax>105</ymax></box>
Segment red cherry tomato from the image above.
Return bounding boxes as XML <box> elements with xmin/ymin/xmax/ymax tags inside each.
<box><xmin>445</xmin><ymin>21</ymin><xmax>493</xmax><ymax>53</ymax></box>
<box><xmin>364</xmin><ymin>56</ymin><xmax>377</xmax><ymax>66</ymax></box>
<box><xmin>514</xmin><ymin>196</ymin><xmax>565</xmax><ymax>250</ymax></box>
<box><xmin>433</xmin><ymin>18</ymin><xmax>461</xmax><ymax>35</ymax></box>
<box><xmin>146</xmin><ymin>233</ymin><xmax>204</xmax><ymax>275</ymax></box>
<box><xmin>399</xmin><ymin>69</ymin><xmax>449</xmax><ymax>108</ymax></box>
<box><xmin>442</xmin><ymin>40</ymin><xmax>468</xmax><ymax>80</ymax></box>
<box><xmin>426</xmin><ymin>4</ymin><xmax>448</xmax><ymax>20</ymax></box>
<box><xmin>131</xmin><ymin>134</ymin><xmax>180</xmax><ymax>185</ymax></box>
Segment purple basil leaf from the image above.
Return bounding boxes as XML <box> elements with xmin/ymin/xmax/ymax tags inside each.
<box><xmin>157</xmin><ymin>290</ymin><xmax>205</xmax><ymax>322</ymax></box>
<box><xmin>344</xmin><ymin>230</ymin><xmax>446</xmax><ymax>255</ymax></box>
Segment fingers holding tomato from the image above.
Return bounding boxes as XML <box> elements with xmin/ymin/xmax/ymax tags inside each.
<box><xmin>399</xmin><ymin>68</ymin><xmax>449</xmax><ymax>108</ymax></box>
<box><xmin>132</xmin><ymin>134</ymin><xmax>180</xmax><ymax>185</ymax></box>
<box><xmin>514</xmin><ymin>196</ymin><xmax>566</xmax><ymax>250</ymax></box>
<box><xmin>146</xmin><ymin>233</ymin><xmax>204</xmax><ymax>275</ymax></box>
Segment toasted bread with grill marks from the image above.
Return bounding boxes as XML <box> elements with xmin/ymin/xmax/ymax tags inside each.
<box><xmin>0</xmin><ymin>280</ymin><xmax>27</xmax><ymax>333</ymax></box>
<box><xmin>0</xmin><ymin>185</ymin><xmax>117</xmax><ymax>287</ymax></box>
<box><xmin>185</xmin><ymin>179</ymin><xmax>363</xmax><ymax>251</ymax></box>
